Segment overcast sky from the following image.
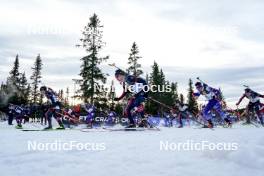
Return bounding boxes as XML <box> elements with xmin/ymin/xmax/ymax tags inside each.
<box><xmin>0</xmin><ymin>0</ymin><xmax>264</xmax><ymax>107</ymax></box>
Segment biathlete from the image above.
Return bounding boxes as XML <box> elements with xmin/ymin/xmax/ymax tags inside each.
<box><xmin>40</xmin><ymin>86</ymin><xmax>65</xmax><ymax>130</ymax></box>
<box><xmin>114</xmin><ymin>69</ymin><xmax>149</xmax><ymax>128</ymax></box>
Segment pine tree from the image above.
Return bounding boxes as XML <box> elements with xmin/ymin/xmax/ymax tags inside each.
<box><xmin>0</xmin><ymin>82</ymin><xmax>7</xmax><ymax>108</ymax></box>
<box><xmin>66</xmin><ymin>87</ymin><xmax>70</xmax><ymax>105</ymax></box>
<box><xmin>39</xmin><ymin>92</ymin><xmax>44</xmax><ymax>104</ymax></box>
<box><xmin>148</xmin><ymin>61</ymin><xmax>167</xmax><ymax>115</ymax></box>
<box><xmin>30</xmin><ymin>54</ymin><xmax>43</xmax><ymax>104</ymax></box>
<box><xmin>108</xmin><ymin>80</ymin><xmax>116</xmax><ymax>109</ymax></box>
<box><xmin>147</xmin><ymin>61</ymin><xmax>160</xmax><ymax>114</ymax></box>
<box><xmin>25</xmin><ymin>84</ymin><xmax>31</xmax><ymax>104</ymax></box>
<box><xmin>146</xmin><ymin>73</ymin><xmax>149</xmax><ymax>83</ymax></box>
<box><xmin>77</xmin><ymin>13</ymin><xmax>109</xmax><ymax>104</ymax></box>
<box><xmin>19</xmin><ymin>72</ymin><xmax>29</xmax><ymax>104</ymax></box>
<box><xmin>180</xmin><ymin>94</ymin><xmax>185</xmax><ymax>104</ymax></box>
<box><xmin>6</xmin><ymin>55</ymin><xmax>21</xmax><ymax>104</ymax></box>
<box><xmin>9</xmin><ymin>54</ymin><xmax>20</xmax><ymax>86</ymax></box>
<box><xmin>127</xmin><ymin>42</ymin><xmax>143</xmax><ymax>76</ymax></box>
<box><xmin>187</xmin><ymin>79</ymin><xmax>199</xmax><ymax>114</ymax></box>
<box><xmin>59</xmin><ymin>89</ymin><xmax>64</xmax><ymax>101</ymax></box>
<box><xmin>150</xmin><ymin>61</ymin><xmax>161</xmax><ymax>86</ymax></box>
<box><xmin>160</xmin><ymin>69</ymin><xmax>165</xmax><ymax>85</ymax></box>
<box><xmin>170</xmin><ymin>82</ymin><xmax>179</xmax><ymax>104</ymax></box>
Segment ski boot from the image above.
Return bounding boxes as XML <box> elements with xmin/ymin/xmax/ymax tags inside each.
<box><xmin>224</xmin><ymin>118</ymin><xmax>232</xmax><ymax>128</ymax></box>
<box><xmin>125</xmin><ymin>123</ymin><xmax>136</xmax><ymax>128</ymax></box>
<box><xmin>177</xmin><ymin>124</ymin><xmax>183</xmax><ymax>128</ymax></box>
<box><xmin>15</xmin><ymin>124</ymin><xmax>23</xmax><ymax>129</ymax></box>
<box><xmin>56</xmin><ymin>126</ymin><xmax>65</xmax><ymax>130</ymax></box>
<box><xmin>86</xmin><ymin>123</ymin><xmax>93</xmax><ymax>129</ymax></box>
<box><xmin>57</xmin><ymin>120</ymin><xmax>65</xmax><ymax>130</ymax></box>
<box><xmin>138</xmin><ymin>119</ymin><xmax>148</xmax><ymax>128</ymax></box>
<box><xmin>203</xmin><ymin>120</ymin><xmax>213</xmax><ymax>128</ymax></box>
<box><xmin>259</xmin><ymin>117</ymin><xmax>264</xmax><ymax>127</ymax></box>
<box><xmin>43</xmin><ymin>126</ymin><xmax>53</xmax><ymax>130</ymax></box>
<box><xmin>208</xmin><ymin>121</ymin><xmax>214</xmax><ymax>128</ymax></box>
<box><xmin>178</xmin><ymin>120</ymin><xmax>183</xmax><ymax>128</ymax></box>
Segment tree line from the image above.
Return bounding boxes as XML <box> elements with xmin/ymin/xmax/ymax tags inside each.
<box><xmin>76</xmin><ymin>13</ymin><xmax>199</xmax><ymax>115</ymax></box>
<box><xmin>0</xmin><ymin>13</ymin><xmax>199</xmax><ymax>116</ymax></box>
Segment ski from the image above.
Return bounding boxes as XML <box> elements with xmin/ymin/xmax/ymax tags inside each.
<box><xmin>21</xmin><ymin>128</ymin><xmax>71</xmax><ymax>131</ymax></box>
<box><xmin>192</xmin><ymin>126</ymin><xmax>215</xmax><ymax>130</ymax></box>
<box><xmin>250</xmin><ymin>121</ymin><xmax>262</xmax><ymax>128</ymax></box>
<box><xmin>103</xmin><ymin>127</ymin><xmax>161</xmax><ymax>132</ymax></box>
<box><xmin>80</xmin><ymin>128</ymin><xmax>109</xmax><ymax>132</ymax></box>
<box><xmin>21</xmin><ymin>129</ymin><xmax>44</xmax><ymax>131</ymax></box>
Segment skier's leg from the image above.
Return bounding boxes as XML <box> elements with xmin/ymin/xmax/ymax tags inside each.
<box><xmin>180</xmin><ymin>112</ymin><xmax>189</xmax><ymax>127</ymax></box>
<box><xmin>8</xmin><ymin>113</ymin><xmax>13</xmax><ymax>125</ymax></box>
<box><xmin>85</xmin><ymin>113</ymin><xmax>94</xmax><ymax>128</ymax></box>
<box><xmin>125</xmin><ymin>98</ymin><xmax>136</xmax><ymax>126</ymax></box>
<box><xmin>254</xmin><ymin>103</ymin><xmax>264</xmax><ymax>125</ymax></box>
<box><xmin>15</xmin><ymin>115</ymin><xmax>22</xmax><ymax>128</ymax></box>
<box><xmin>133</xmin><ymin>96</ymin><xmax>149</xmax><ymax>127</ymax></box>
<box><xmin>203</xmin><ymin>104</ymin><xmax>212</xmax><ymax>121</ymax></box>
<box><xmin>202</xmin><ymin>101</ymin><xmax>215</xmax><ymax>128</ymax></box>
<box><xmin>45</xmin><ymin>109</ymin><xmax>53</xmax><ymax>128</ymax></box>
<box><xmin>54</xmin><ymin>109</ymin><xmax>65</xmax><ymax>129</ymax></box>
<box><xmin>246</xmin><ymin>103</ymin><xmax>253</xmax><ymax>123</ymax></box>
<box><xmin>40</xmin><ymin>112</ymin><xmax>44</xmax><ymax>125</ymax></box>
<box><xmin>178</xmin><ymin>113</ymin><xmax>183</xmax><ymax>128</ymax></box>
<box><xmin>214</xmin><ymin>102</ymin><xmax>232</xmax><ymax>127</ymax></box>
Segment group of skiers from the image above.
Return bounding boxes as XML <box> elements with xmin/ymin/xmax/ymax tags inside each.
<box><xmin>4</xmin><ymin>68</ymin><xmax>264</xmax><ymax>130</ymax></box>
<box><xmin>113</xmin><ymin>69</ymin><xmax>264</xmax><ymax>128</ymax></box>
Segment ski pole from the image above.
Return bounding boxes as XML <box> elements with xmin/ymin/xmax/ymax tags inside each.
<box><xmin>108</xmin><ymin>63</ymin><xmax>127</xmax><ymax>74</ymax></box>
<box><xmin>147</xmin><ymin>97</ymin><xmax>173</xmax><ymax>110</ymax></box>
<box><xmin>196</xmin><ymin>77</ymin><xmax>207</xmax><ymax>85</ymax></box>
<box><xmin>55</xmin><ymin>111</ymin><xmax>84</xmax><ymax>124</ymax></box>
<box><xmin>243</xmin><ymin>85</ymin><xmax>250</xmax><ymax>88</ymax></box>
<box><xmin>148</xmin><ymin>97</ymin><xmax>211</xmax><ymax>128</ymax></box>
<box><xmin>235</xmin><ymin>105</ymin><xmax>241</xmax><ymax>121</ymax></box>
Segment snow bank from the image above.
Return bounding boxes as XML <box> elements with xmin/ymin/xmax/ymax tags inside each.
<box><xmin>0</xmin><ymin>122</ymin><xmax>263</xmax><ymax>176</ymax></box>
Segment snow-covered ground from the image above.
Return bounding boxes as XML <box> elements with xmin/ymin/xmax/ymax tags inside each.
<box><xmin>0</xmin><ymin>122</ymin><xmax>263</xmax><ymax>176</ymax></box>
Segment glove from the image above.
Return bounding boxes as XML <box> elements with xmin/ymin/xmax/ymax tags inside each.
<box><xmin>132</xmin><ymin>107</ymin><xmax>138</xmax><ymax>113</ymax></box>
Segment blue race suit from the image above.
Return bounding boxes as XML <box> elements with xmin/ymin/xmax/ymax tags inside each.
<box><xmin>44</xmin><ymin>88</ymin><xmax>63</xmax><ymax>128</ymax></box>
<box><xmin>10</xmin><ymin>105</ymin><xmax>25</xmax><ymax>126</ymax></box>
<box><xmin>116</xmin><ymin>75</ymin><xmax>148</xmax><ymax>125</ymax></box>
<box><xmin>193</xmin><ymin>84</ymin><xmax>227</xmax><ymax>121</ymax></box>
<box><xmin>84</xmin><ymin>104</ymin><xmax>96</xmax><ymax>124</ymax></box>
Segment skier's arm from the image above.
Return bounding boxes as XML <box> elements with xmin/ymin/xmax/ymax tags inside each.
<box><xmin>83</xmin><ymin>106</ymin><xmax>89</xmax><ymax>112</ymax></box>
<box><xmin>204</xmin><ymin>84</ymin><xmax>213</xmax><ymax>92</ymax></box>
<box><xmin>48</xmin><ymin>87</ymin><xmax>59</xmax><ymax>97</ymax></box>
<box><xmin>236</xmin><ymin>94</ymin><xmax>246</xmax><ymax>105</ymax></box>
<box><xmin>255</xmin><ymin>92</ymin><xmax>264</xmax><ymax>98</ymax></box>
<box><xmin>193</xmin><ymin>92</ymin><xmax>200</xmax><ymax>98</ymax></box>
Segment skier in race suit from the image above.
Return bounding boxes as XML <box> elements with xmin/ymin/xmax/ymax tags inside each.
<box><xmin>83</xmin><ymin>104</ymin><xmax>96</xmax><ymax>128</ymax></box>
<box><xmin>40</xmin><ymin>86</ymin><xmax>65</xmax><ymax>130</ymax></box>
<box><xmin>114</xmin><ymin>69</ymin><xmax>149</xmax><ymax>128</ymax></box>
<box><xmin>171</xmin><ymin>102</ymin><xmax>191</xmax><ymax>128</ymax></box>
<box><xmin>193</xmin><ymin>82</ymin><xmax>231</xmax><ymax>128</ymax></box>
<box><xmin>236</xmin><ymin>88</ymin><xmax>264</xmax><ymax>125</ymax></box>
<box><xmin>106</xmin><ymin>109</ymin><xmax>117</xmax><ymax>125</ymax></box>
<box><xmin>9</xmin><ymin>104</ymin><xmax>25</xmax><ymax>129</ymax></box>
